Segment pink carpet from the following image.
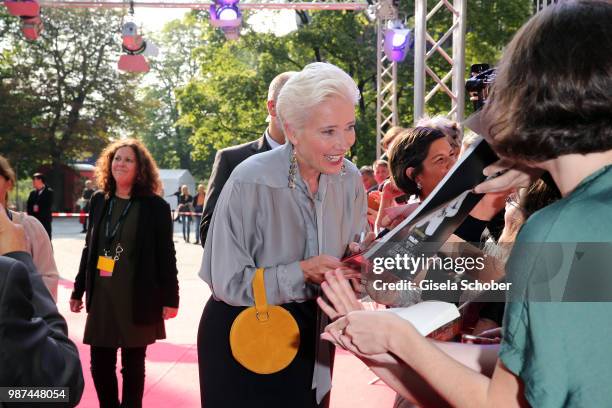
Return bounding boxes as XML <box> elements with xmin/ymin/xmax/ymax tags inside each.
<box><xmin>58</xmin><ymin>278</ymin><xmax>395</xmax><ymax>407</ymax></box>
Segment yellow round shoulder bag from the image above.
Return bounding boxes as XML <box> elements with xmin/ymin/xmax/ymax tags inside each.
<box><xmin>229</xmin><ymin>268</ymin><xmax>300</xmax><ymax>374</ymax></box>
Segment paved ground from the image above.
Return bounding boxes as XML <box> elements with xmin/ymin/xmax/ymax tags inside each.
<box><xmin>51</xmin><ymin>218</ymin><xmax>394</xmax><ymax>407</ymax></box>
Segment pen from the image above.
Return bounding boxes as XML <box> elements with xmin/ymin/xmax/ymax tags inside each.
<box><xmin>376</xmin><ymin>228</ymin><xmax>389</xmax><ymax>240</ymax></box>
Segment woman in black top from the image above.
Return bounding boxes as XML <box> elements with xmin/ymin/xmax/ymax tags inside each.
<box><xmin>70</xmin><ymin>139</ymin><xmax>179</xmax><ymax>408</ymax></box>
<box><xmin>178</xmin><ymin>185</ymin><xmax>193</xmax><ymax>243</ymax></box>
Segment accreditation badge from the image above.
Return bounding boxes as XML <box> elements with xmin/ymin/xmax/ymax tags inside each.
<box><xmin>97</xmin><ymin>256</ymin><xmax>115</xmax><ymax>277</ymax></box>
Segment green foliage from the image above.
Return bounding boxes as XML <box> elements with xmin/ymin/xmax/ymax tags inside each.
<box><xmin>0</xmin><ymin>8</ymin><xmax>140</xmax><ymax>177</ymax></box>
<box><xmin>176</xmin><ymin>1</ymin><xmax>530</xmax><ymax>177</ymax></box>
<box><xmin>177</xmin><ymin>13</ymin><xmax>295</xmax><ymax>178</ymax></box>
<box><xmin>0</xmin><ymin>1</ymin><xmax>532</xmax><ymax>183</ymax></box>
<box><xmin>7</xmin><ymin>177</ymin><xmax>34</xmax><ymax>212</ymax></box>
<box><xmin>136</xmin><ymin>13</ymin><xmax>206</xmax><ymax>177</ymax></box>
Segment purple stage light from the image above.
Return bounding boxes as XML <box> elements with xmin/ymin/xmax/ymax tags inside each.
<box><xmin>384</xmin><ymin>21</ymin><xmax>412</xmax><ymax>63</ymax></box>
<box><xmin>210</xmin><ymin>0</ymin><xmax>241</xmax><ymax>39</ymax></box>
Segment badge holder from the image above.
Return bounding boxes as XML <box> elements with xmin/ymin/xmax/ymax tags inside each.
<box><xmin>97</xmin><ymin>244</ymin><xmax>123</xmax><ymax>277</ymax></box>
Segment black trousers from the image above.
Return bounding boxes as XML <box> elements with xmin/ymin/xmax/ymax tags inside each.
<box><xmin>90</xmin><ymin>346</ymin><xmax>147</xmax><ymax>408</ymax></box>
<box><xmin>197</xmin><ymin>298</ymin><xmax>326</xmax><ymax>408</ymax></box>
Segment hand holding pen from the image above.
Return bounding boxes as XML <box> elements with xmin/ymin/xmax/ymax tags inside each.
<box><xmin>345</xmin><ymin>231</ymin><xmax>376</xmax><ymax>257</ymax></box>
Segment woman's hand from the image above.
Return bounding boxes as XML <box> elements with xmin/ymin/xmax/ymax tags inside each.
<box><xmin>378</xmin><ymin>202</ymin><xmax>420</xmax><ymax>229</ymax></box>
<box><xmin>317</xmin><ymin>269</ymin><xmax>364</xmax><ymax>320</ymax></box>
<box><xmin>300</xmin><ymin>255</ymin><xmax>350</xmax><ymax>284</ymax></box>
<box><xmin>324</xmin><ymin>310</ymin><xmax>411</xmax><ymax>356</ymax></box>
<box><xmin>163</xmin><ymin>307</ymin><xmax>178</xmax><ymax>320</ymax></box>
<box><xmin>381</xmin><ymin>178</ymin><xmax>404</xmax><ymax>200</ymax></box>
<box><xmin>462</xmin><ymin>325</ymin><xmax>502</xmax><ymax>345</ymax></box>
<box><xmin>346</xmin><ymin>231</ymin><xmax>376</xmax><ymax>255</ymax></box>
<box><xmin>470</xmin><ymin>190</ymin><xmax>510</xmax><ymax>221</ymax></box>
<box><xmin>375</xmin><ymin>180</ymin><xmax>405</xmax><ymax>231</ymax></box>
<box><xmin>474</xmin><ymin>159</ymin><xmax>542</xmax><ymax>194</ymax></box>
<box><xmin>472</xmin><ymin>318</ymin><xmax>500</xmax><ymax>337</ymax></box>
<box><xmin>69</xmin><ymin>299</ymin><xmax>83</xmax><ymax>313</ymax></box>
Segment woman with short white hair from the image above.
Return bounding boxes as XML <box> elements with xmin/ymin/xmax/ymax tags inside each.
<box><xmin>197</xmin><ymin>62</ymin><xmax>368</xmax><ymax>407</ymax></box>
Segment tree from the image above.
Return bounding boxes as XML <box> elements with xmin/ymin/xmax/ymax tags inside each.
<box><xmin>176</xmin><ymin>2</ymin><xmax>531</xmax><ymax>176</ymax></box>
<box><xmin>176</xmin><ymin>12</ymin><xmax>293</xmax><ymax>178</ymax></box>
<box><xmin>176</xmin><ymin>10</ymin><xmax>381</xmax><ymax>176</ymax></box>
<box><xmin>137</xmin><ymin>14</ymin><xmax>206</xmax><ymax>177</ymax></box>
<box><xmin>0</xmin><ymin>8</ymin><xmax>141</xmax><ymax>178</ymax></box>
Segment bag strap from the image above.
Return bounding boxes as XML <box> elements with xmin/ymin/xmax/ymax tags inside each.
<box><xmin>252</xmin><ymin>268</ymin><xmax>269</xmax><ymax>321</ymax></box>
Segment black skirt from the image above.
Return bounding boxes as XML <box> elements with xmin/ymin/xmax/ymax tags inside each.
<box><xmin>197</xmin><ymin>297</ymin><xmax>320</xmax><ymax>408</ymax></box>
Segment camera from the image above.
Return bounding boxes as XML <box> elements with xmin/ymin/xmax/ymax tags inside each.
<box><xmin>465</xmin><ymin>64</ymin><xmax>496</xmax><ymax>111</ymax></box>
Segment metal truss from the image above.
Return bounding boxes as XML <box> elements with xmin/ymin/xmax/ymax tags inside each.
<box><xmin>29</xmin><ymin>0</ymin><xmax>468</xmax><ymax>154</ymax></box>
<box><xmin>533</xmin><ymin>0</ymin><xmax>557</xmax><ymax>12</ymax></box>
<box><xmin>413</xmin><ymin>0</ymin><xmax>466</xmax><ymax>125</ymax></box>
<box><xmin>38</xmin><ymin>0</ymin><xmax>368</xmax><ymax>10</ymax></box>
<box><xmin>34</xmin><ymin>0</ymin><xmax>396</xmax><ymax>158</ymax></box>
<box><xmin>374</xmin><ymin>0</ymin><xmax>398</xmax><ymax>158</ymax></box>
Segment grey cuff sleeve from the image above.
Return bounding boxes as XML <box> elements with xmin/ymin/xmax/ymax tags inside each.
<box><xmin>270</xmin><ymin>261</ymin><xmax>315</xmax><ymax>304</ymax></box>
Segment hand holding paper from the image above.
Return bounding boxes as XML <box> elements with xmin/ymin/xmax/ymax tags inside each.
<box><xmin>323</xmin><ymin>310</ymin><xmax>409</xmax><ymax>356</ymax></box>
<box><xmin>379</xmin><ymin>202</ymin><xmax>420</xmax><ymax>229</ymax></box>
<box><xmin>474</xmin><ymin>159</ymin><xmax>541</xmax><ymax>194</ymax></box>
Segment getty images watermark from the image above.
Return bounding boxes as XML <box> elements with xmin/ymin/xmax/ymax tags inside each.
<box><xmin>369</xmin><ymin>253</ymin><xmax>511</xmax><ymax>292</ymax></box>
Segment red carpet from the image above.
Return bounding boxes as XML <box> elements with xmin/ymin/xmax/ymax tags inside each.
<box><xmin>58</xmin><ymin>278</ymin><xmax>395</xmax><ymax>407</ymax></box>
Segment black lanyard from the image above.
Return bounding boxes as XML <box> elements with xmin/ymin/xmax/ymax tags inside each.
<box><xmin>104</xmin><ymin>197</ymin><xmax>132</xmax><ymax>252</ymax></box>
<box><xmin>5</xmin><ymin>207</ymin><xmax>12</xmax><ymax>221</ymax></box>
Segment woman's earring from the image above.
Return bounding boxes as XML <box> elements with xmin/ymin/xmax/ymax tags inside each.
<box><xmin>340</xmin><ymin>162</ymin><xmax>346</xmax><ymax>177</ymax></box>
<box><xmin>416</xmin><ymin>182</ymin><xmax>422</xmax><ymax>190</ymax></box>
<box><xmin>288</xmin><ymin>150</ymin><xmax>297</xmax><ymax>189</ymax></box>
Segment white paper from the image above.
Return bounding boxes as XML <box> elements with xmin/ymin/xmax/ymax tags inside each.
<box><xmin>385</xmin><ymin>301</ymin><xmax>460</xmax><ymax>336</ymax></box>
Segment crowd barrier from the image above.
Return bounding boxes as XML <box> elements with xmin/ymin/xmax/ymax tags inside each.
<box><xmin>51</xmin><ymin>211</ymin><xmax>203</xmax><ymax>217</ymax></box>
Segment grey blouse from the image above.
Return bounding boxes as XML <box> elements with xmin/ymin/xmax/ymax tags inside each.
<box><xmin>199</xmin><ymin>142</ymin><xmax>368</xmax><ymax>402</ymax></box>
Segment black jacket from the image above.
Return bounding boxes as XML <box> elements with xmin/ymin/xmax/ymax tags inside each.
<box><xmin>0</xmin><ymin>252</ymin><xmax>84</xmax><ymax>406</ymax></box>
<box><xmin>199</xmin><ymin>135</ymin><xmax>271</xmax><ymax>247</ymax></box>
<box><xmin>71</xmin><ymin>191</ymin><xmax>179</xmax><ymax>325</ymax></box>
<box><xmin>26</xmin><ymin>186</ymin><xmax>53</xmax><ymax>231</ymax></box>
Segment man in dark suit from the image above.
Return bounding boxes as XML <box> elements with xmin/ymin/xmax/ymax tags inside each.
<box><xmin>199</xmin><ymin>71</ymin><xmax>296</xmax><ymax>247</ymax></box>
<box><xmin>0</xmin><ymin>204</ymin><xmax>84</xmax><ymax>406</ymax></box>
<box><xmin>26</xmin><ymin>172</ymin><xmax>54</xmax><ymax>239</ymax></box>
<box><xmin>80</xmin><ymin>179</ymin><xmax>95</xmax><ymax>233</ymax></box>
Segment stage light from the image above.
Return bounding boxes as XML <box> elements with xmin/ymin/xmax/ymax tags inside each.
<box><xmin>218</xmin><ymin>7</ymin><xmax>238</xmax><ymax>21</ymax></box>
<box><xmin>117</xmin><ymin>20</ymin><xmax>158</xmax><ymax>73</ymax></box>
<box><xmin>4</xmin><ymin>0</ymin><xmax>40</xmax><ymax>17</ymax></box>
<box><xmin>210</xmin><ymin>0</ymin><xmax>242</xmax><ymax>40</ymax></box>
<box><xmin>21</xmin><ymin>15</ymin><xmax>43</xmax><ymax>40</ymax></box>
<box><xmin>384</xmin><ymin>20</ymin><xmax>412</xmax><ymax>63</ymax></box>
<box><xmin>4</xmin><ymin>0</ymin><xmax>44</xmax><ymax>41</ymax></box>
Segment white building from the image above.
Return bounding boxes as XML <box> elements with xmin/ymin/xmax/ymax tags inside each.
<box><xmin>158</xmin><ymin>169</ymin><xmax>196</xmax><ymax>210</ymax></box>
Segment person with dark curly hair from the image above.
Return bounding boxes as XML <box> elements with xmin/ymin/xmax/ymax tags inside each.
<box><xmin>69</xmin><ymin>138</ymin><xmax>179</xmax><ymax>408</ymax></box>
<box><xmin>325</xmin><ymin>2</ymin><xmax>612</xmax><ymax>406</ymax></box>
